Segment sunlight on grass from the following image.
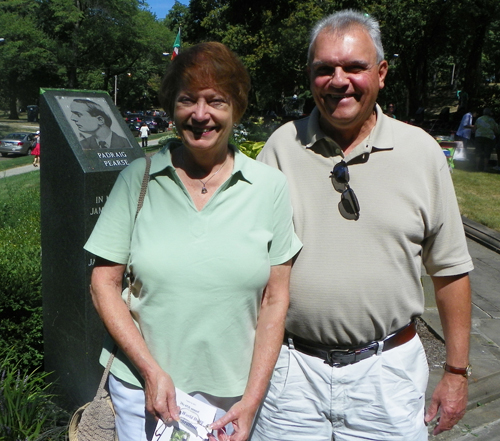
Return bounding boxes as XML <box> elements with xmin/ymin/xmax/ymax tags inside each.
<box><xmin>452</xmin><ymin>169</ymin><xmax>500</xmax><ymax>232</ymax></box>
<box><xmin>0</xmin><ymin>155</ymin><xmax>33</xmax><ymax>172</ymax></box>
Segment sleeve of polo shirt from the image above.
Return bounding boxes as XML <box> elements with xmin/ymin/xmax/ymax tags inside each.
<box><xmin>84</xmin><ymin>158</ymin><xmax>147</xmax><ymax>264</ymax></box>
<box><xmin>268</xmin><ymin>173</ymin><xmax>302</xmax><ymax>266</ymax></box>
<box><xmin>421</xmin><ymin>147</ymin><xmax>473</xmax><ymax>277</ymax></box>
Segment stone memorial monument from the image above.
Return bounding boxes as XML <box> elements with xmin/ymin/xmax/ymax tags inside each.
<box><xmin>40</xmin><ymin>89</ymin><xmax>145</xmax><ymax>409</ymax></box>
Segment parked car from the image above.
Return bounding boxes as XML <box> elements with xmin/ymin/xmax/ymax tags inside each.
<box><xmin>128</xmin><ymin>121</ymin><xmax>141</xmax><ymax>137</ymax></box>
<box><xmin>0</xmin><ymin>132</ymin><xmax>36</xmax><ymax>156</ymax></box>
<box><xmin>152</xmin><ymin>109</ymin><xmax>167</xmax><ymax>117</ymax></box>
<box><xmin>124</xmin><ymin>113</ymin><xmax>144</xmax><ymax>124</ymax></box>
<box><xmin>144</xmin><ymin>116</ymin><xmax>168</xmax><ymax>133</ymax></box>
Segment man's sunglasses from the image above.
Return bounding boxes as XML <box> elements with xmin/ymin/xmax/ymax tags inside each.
<box><xmin>330</xmin><ymin>161</ymin><xmax>360</xmax><ymax>220</ymax></box>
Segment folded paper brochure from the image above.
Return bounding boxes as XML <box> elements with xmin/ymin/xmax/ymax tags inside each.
<box><xmin>153</xmin><ymin>388</ymin><xmax>218</xmax><ymax>441</ymax></box>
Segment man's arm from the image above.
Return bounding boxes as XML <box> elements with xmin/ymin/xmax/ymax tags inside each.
<box><xmin>425</xmin><ymin>273</ymin><xmax>471</xmax><ymax>435</ymax></box>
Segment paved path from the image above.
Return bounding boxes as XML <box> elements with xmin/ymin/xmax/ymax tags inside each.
<box><xmin>0</xmin><ymin>163</ymin><xmax>40</xmax><ymax>179</ymax></box>
<box><xmin>424</xmin><ymin>232</ymin><xmax>500</xmax><ymax>440</ymax></box>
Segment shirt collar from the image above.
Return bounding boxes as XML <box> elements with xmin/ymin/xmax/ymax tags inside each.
<box><xmin>148</xmin><ymin>138</ymin><xmax>253</xmax><ymax>184</ymax></box>
<box><xmin>305</xmin><ymin>104</ymin><xmax>395</xmax><ymax>161</ymax></box>
<box><xmin>102</xmin><ymin>132</ymin><xmax>113</xmax><ymax>148</ymax></box>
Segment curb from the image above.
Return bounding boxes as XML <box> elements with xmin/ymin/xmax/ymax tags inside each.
<box><xmin>0</xmin><ymin>164</ymin><xmax>39</xmax><ymax>179</ymax></box>
<box><xmin>462</xmin><ymin>216</ymin><xmax>500</xmax><ymax>254</ymax></box>
<box><xmin>466</xmin><ymin>370</ymin><xmax>500</xmax><ymax>409</ymax></box>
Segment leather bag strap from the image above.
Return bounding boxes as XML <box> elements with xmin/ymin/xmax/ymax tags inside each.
<box><xmin>95</xmin><ymin>155</ymin><xmax>152</xmax><ymax>399</ymax></box>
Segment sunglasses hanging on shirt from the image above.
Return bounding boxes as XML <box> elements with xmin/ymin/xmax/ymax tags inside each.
<box><xmin>330</xmin><ymin>160</ymin><xmax>360</xmax><ymax>221</ymax></box>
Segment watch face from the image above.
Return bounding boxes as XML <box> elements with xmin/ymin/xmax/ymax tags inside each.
<box><xmin>465</xmin><ymin>365</ymin><xmax>472</xmax><ymax>377</ymax></box>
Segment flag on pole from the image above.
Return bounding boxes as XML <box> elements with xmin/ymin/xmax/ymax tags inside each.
<box><xmin>171</xmin><ymin>28</ymin><xmax>181</xmax><ymax>60</ymax></box>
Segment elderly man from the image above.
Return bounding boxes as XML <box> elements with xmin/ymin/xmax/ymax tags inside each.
<box><xmin>252</xmin><ymin>10</ymin><xmax>473</xmax><ymax>441</ymax></box>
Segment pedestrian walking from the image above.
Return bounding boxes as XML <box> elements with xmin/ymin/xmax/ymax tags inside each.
<box><xmin>140</xmin><ymin>122</ymin><xmax>150</xmax><ymax>148</ymax></box>
<box><xmin>32</xmin><ymin>131</ymin><xmax>41</xmax><ymax>167</ymax></box>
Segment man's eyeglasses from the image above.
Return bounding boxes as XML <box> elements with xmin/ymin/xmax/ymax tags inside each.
<box><xmin>330</xmin><ymin>161</ymin><xmax>360</xmax><ymax>220</ymax></box>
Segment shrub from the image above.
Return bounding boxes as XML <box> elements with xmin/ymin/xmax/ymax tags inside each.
<box><xmin>157</xmin><ymin>129</ymin><xmax>180</xmax><ymax>146</ymax></box>
<box><xmin>0</xmin><ymin>350</ymin><xmax>68</xmax><ymax>441</ymax></box>
<box><xmin>238</xmin><ymin>141</ymin><xmax>265</xmax><ymax>159</ymax></box>
<box><xmin>0</xmin><ymin>176</ymin><xmax>43</xmax><ymax>371</ymax></box>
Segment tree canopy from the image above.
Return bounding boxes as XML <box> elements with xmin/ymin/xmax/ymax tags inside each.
<box><xmin>1</xmin><ymin>0</ymin><xmax>500</xmax><ymax>119</ymax></box>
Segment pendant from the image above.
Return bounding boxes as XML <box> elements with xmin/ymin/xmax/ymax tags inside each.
<box><xmin>201</xmin><ymin>187</ymin><xmax>208</xmax><ymax>194</ymax></box>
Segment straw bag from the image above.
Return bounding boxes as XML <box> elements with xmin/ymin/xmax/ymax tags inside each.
<box><xmin>68</xmin><ymin>352</ymin><xmax>118</xmax><ymax>441</ymax></box>
<box><xmin>68</xmin><ymin>156</ymin><xmax>151</xmax><ymax>441</ymax></box>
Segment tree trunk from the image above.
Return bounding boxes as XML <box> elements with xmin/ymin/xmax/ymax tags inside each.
<box><xmin>402</xmin><ymin>55</ymin><xmax>427</xmax><ymax>118</ymax></box>
<box><xmin>67</xmin><ymin>65</ymin><xmax>78</xmax><ymax>89</ymax></box>
<box><xmin>463</xmin><ymin>21</ymin><xmax>489</xmax><ymax>106</ymax></box>
<box><xmin>8</xmin><ymin>95</ymin><xmax>19</xmax><ymax>120</ymax></box>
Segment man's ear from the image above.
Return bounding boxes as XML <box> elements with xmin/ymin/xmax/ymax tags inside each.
<box><xmin>378</xmin><ymin>60</ymin><xmax>389</xmax><ymax>90</ymax></box>
<box><xmin>97</xmin><ymin>116</ymin><xmax>105</xmax><ymax>126</ymax></box>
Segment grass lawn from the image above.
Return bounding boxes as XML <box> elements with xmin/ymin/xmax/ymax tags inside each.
<box><xmin>0</xmin><ymin>170</ymin><xmax>40</xmax><ymax>202</ymax></box>
<box><xmin>0</xmin><ymin>154</ymin><xmax>33</xmax><ymax>172</ymax></box>
<box><xmin>452</xmin><ymin>168</ymin><xmax>500</xmax><ymax>232</ymax></box>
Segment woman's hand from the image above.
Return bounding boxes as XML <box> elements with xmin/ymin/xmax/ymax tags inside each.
<box><xmin>209</xmin><ymin>397</ymin><xmax>259</xmax><ymax>441</ymax></box>
<box><xmin>143</xmin><ymin>367</ymin><xmax>180</xmax><ymax>423</ymax></box>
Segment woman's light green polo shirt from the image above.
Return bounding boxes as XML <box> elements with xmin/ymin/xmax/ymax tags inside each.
<box><xmin>84</xmin><ymin>140</ymin><xmax>302</xmax><ymax>397</ymax></box>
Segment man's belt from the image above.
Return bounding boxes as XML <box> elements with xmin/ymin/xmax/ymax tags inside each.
<box><xmin>284</xmin><ymin>321</ymin><xmax>417</xmax><ymax>367</ymax></box>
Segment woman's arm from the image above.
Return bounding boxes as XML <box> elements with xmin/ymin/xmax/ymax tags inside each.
<box><xmin>90</xmin><ymin>258</ymin><xmax>179</xmax><ymax>423</ymax></box>
<box><xmin>210</xmin><ymin>260</ymin><xmax>292</xmax><ymax>441</ymax></box>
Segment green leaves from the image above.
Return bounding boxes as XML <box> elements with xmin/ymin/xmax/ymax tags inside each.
<box><xmin>238</xmin><ymin>141</ymin><xmax>265</xmax><ymax>159</ymax></box>
<box><xmin>0</xmin><ymin>174</ymin><xmax>43</xmax><ymax>372</ymax></box>
<box><xmin>0</xmin><ymin>349</ymin><xmax>68</xmax><ymax>441</ymax></box>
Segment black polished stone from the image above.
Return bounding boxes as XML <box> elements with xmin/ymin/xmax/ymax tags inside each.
<box><xmin>40</xmin><ymin>90</ymin><xmax>145</xmax><ymax>410</ymax></box>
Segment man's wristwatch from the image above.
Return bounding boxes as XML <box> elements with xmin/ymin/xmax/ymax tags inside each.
<box><xmin>443</xmin><ymin>363</ymin><xmax>472</xmax><ymax>378</ymax></box>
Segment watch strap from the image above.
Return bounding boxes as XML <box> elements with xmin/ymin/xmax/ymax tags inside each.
<box><xmin>443</xmin><ymin>363</ymin><xmax>471</xmax><ymax>378</ymax></box>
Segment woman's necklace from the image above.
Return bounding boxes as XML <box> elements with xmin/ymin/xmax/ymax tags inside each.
<box><xmin>199</xmin><ymin>157</ymin><xmax>228</xmax><ymax>194</ymax></box>
<box><xmin>179</xmin><ymin>149</ymin><xmax>228</xmax><ymax>194</ymax></box>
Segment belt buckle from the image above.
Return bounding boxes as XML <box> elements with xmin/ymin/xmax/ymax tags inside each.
<box><xmin>325</xmin><ymin>342</ymin><xmax>379</xmax><ymax>367</ymax></box>
<box><xmin>325</xmin><ymin>348</ymin><xmax>354</xmax><ymax>367</ymax></box>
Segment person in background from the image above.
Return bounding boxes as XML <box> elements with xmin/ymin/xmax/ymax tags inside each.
<box><xmin>140</xmin><ymin>122</ymin><xmax>150</xmax><ymax>148</ymax></box>
<box><xmin>455</xmin><ymin>108</ymin><xmax>477</xmax><ymax>148</ymax></box>
<box><xmin>252</xmin><ymin>9</ymin><xmax>473</xmax><ymax>441</ymax></box>
<box><xmin>84</xmin><ymin>42</ymin><xmax>301</xmax><ymax>441</ymax></box>
<box><xmin>31</xmin><ymin>130</ymin><xmax>41</xmax><ymax>167</ymax></box>
<box><xmin>494</xmin><ymin>138</ymin><xmax>500</xmax><ymax>172</ymax></box>
<box><xmin>474</xmin><ymin>107</ymin><xmax>499</xmax><ymax>171</ymax></box>
<box><xmin>385</xmin><ymin>103</ymin><xmax>396</xmax><ymax>118</ymax></box>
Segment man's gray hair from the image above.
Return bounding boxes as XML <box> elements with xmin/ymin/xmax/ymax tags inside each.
<box><xmin>308</xmin><ymin>10</ymin><xmax>385</xmax><ymax>66</ymax></box>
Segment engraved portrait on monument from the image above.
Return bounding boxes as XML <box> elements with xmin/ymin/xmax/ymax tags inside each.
<box><xmin>56</xmin><ymin>95</ymin><xmax>132</xmax><ymax>150</ymax></box>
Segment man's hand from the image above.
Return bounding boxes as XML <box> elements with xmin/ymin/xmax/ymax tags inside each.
<box><xmin>425</xmin><ymin>372</ymin><xmax>468</xmax><ymax>435</ymax></box>
<box><xmin>209</xmin><ymin>398</ymin><xmax>258</xmax><ymax>441</ymax></box>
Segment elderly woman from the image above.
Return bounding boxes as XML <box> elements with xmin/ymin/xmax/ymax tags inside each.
<box><xmin>84</xmin><ymin>42</ymin><xmax>301</xmax><ymax>441</ymax></box>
